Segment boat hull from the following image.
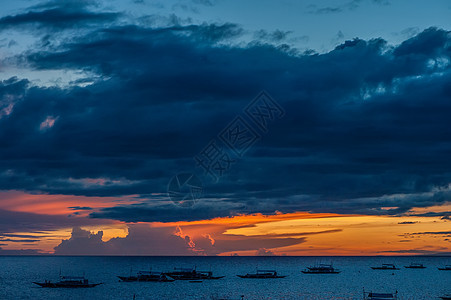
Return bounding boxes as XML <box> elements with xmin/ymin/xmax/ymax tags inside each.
<box><xmin>33</xmin><ymin>282</ymin><xmax>102</xmax><ymax>288</ymax></box>
<box><xmin>301</xmin><ymin>271</ymin><xmax>340</xmax><ymax>274</ymax></box>
<box><xmin>364</xmin><ymin>292</ymin><xmax>397</xmax><ymax>299</ymax></box>
<box><xmin>236</xmin><ymin>275</ymin><xmax>286</xmax><ymax>279</ymax></box>
<box><xmin>371</xmin><ymin>267</ymin><xmax>399</xmax><ymax>270</ymax></box>
<box><xmin>171</xmin><ymin>276</ymin><xmax>224</xmax><ymax>280</ymax></box>
<box><xmin>164</xmin><ymin>272</ymin><xmax>224</xmax><ymax>280</ymax></box>
<box><xmin>117</xmin><ymin>276</ymin><xmax>174</xmax><ymax>282</ymax></box>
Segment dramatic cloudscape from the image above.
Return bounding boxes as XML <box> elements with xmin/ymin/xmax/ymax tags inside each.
<box><xmin>0</xmin><ymin>0</ymin><xmax>450</xmax><ymax>255</ymax></box>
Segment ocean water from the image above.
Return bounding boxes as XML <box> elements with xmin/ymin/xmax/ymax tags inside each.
<box><xmin>0</xmin><ymin>256</ymin><xmax>449</xmax><ymax>300</ymax></box>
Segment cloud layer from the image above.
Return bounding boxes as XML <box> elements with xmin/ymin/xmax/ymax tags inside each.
<box><xmin>0</xmin><ymin>1</ymin><xmax>450</xmax><ymax>225</ymax></box>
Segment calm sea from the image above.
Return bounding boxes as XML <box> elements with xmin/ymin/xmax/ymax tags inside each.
<box><xmin>0</xmin><ymin>256</ymin><xmax>449</xmax><ymax>299</ymax></box>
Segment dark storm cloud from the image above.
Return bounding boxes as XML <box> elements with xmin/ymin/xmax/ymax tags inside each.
<box><xmin>68</xmin><ymin>206</ymin><xmax>93</xmax><ymax>210</ymax></box>
<box><xmin>0</xmin><ymin>233</ymin><xmax>50</xmax><ymax>238</ymax></box>
<box><xmin>307</xmin><ymin>0</ymin><xmax>390</xmax><ymax>14</ymax></box>
<box><xmin>90</xmin><ymin>203</ymin><xmax>239</xmax><ymax>222</ymax></box>
<box><xmin>407</xmin><ymin>231</ymin><xmax>451</xmax><ymax>236</ymax></box>
<box><xmin>0</xmin><ymin>238</ymin><xmax>39</xmax><ymax>243</ymax></box>
<box><xmin>192</xmin><ymin>0</ymin><xmax>217</xmax><ymax>7</ymax></box>
<box><xmin>0</xmin><ymin>0</ymin><xmax>450</xmax><ymax>223</ymax></box>
<box><xmin>306</xmin><ymin>0</ymin><xmax>358</xmax><ymax>14</ymax></box>
<box><xmin>0</xmin><ymin>8</ymin><xmax>119</xmax><ymax>31</ymax></box>
<box><xmin>310</xmin><ymin>6</ymin><xmax>343</xmax><ymax>14</ymax></box>
<box><xmin>254</xmin><ymin>29</ymin><xmax>293</xmax><ymax>42</ymax></box>
<box><xmin>30</xmin><ymin>0</ymin><xmax>100</xmax><ymax>10</ymax></box>
<box><xmin>406</xmin><ymin>211</ymin><xmax>451</xmax><ymax>218</ymax></box>
<box><xmin>0</xmin><ymin>209</ymin><xmax>110</xmax><ymax>234</ymax></box>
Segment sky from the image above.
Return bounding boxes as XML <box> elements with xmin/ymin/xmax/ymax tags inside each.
<box><xmin>0</xmin><ymin>0</ymin><xmax>450</xmax><ymax>256</ymax></box>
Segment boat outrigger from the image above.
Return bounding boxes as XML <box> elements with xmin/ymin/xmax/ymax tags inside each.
<box><xmin>371</xmin><ymin>264</ymin><xmax>399</xmax><ymax>270</ymax></box>
<box><xmin>363</xmin><ymin>289</ymin><xmax>398</xmax><ymax>300</ymax></box>
<box><xmin>438</xmin><ymin>265</ymin><xmax>451</xmax><ymax>271</ymax></box>
<box><xmin>236</xmin><ymin>270</ymin><xmax>286</xmax><ymax>279</ymax></box>
<box><xmin>404</xmin><ymin>263</ymin><xmax>426</xmax><ymax>269</ymax></box>
<box><xmin>301</xmin><ymin>264</ymin><xmax>340</xmax><ymax>274</ymax></box>
<box><xmin>118</xmin><ymin>271</ymin><xmax>174</xmax><ymax>282</ymax></box>
<box><xmin>165</xmin><ymin>267</ymin><xmax>224</xmax><ymax>280</ymax></box>
<box><xmin>33</xmin><ymin>275</ymin><xmax>102</xmax><ymax>288</ymax></box>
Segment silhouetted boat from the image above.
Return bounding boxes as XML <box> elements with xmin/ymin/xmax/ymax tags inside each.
<box><xmin>118</xmin><ymin>271</ymin><xmax>174</xmax><ymax>282</ymax></box>
<box><xmin>404</xmin><ymin>263</ymin><xmax>426</xmax><ymax>269</ymax></box>
<box><xmin>236</xmin><ymin>270</ymin><xmax>286</xmax><ymax>278</ymax></box>
<box><xmin>371</xmin><ymin>264</ymin><xmax>399</xmax><ymax>270</ymax></box>
<box><xmin>438</xmin><ymin>265</ymin><xmax>451</xmax><ymax>271</ymax></box>
<box><xmin>363</xmin><ymin>289</ymin><xmax>398</xmax><ymax>299</ymax></box>
<box><xmin>301</xmin><ymin>264</ymin><xmax>340</xmax><ymax>274</ymax></box>
<box><xmin>439</xmin><ymin>295</ymin><xmax>451</xmax><ymax>300</ymax></box>
<box><xmin>33</xmin><ymin>275</ymin><xmax>102</xmax><ymax>288</ymax></box>
<box><xmin>165</xmin><ymin>267</ymin><xmax>224</xmax><ymax>280</ymax></box>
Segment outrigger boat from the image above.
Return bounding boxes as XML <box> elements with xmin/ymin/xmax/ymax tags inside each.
<box><xmin>165</xmin><ymin>267</ymin><xmax>224</xmax><ymax>280</ymax></box>
<box><xmin>438</xmin><ymin>265</ymin><xmax>451</xmax><ymax>271</ymax></box>
<box><xmin>33</xmin><ymin>275</ymin><xmax>102</xmax><ymax>288</ymax></box>
<box><xmin>363</xmin><ymin>289</ymin><xmax>398</xmax><ymax>300</ymax></box>
<box><xmin>118</xmin><ymin>271</ymin><xmax>174</xmax><ymax>282</ymax></box>
<box><xmin>404</xmin><ymin>263</ymin><xmax>426</xmax><ymax>269</ymax></box>
<box><xmin>301</xmin><ymin>264</ymin><xmax>340</xmax><ymax>274</ymax></box>
<box><xmin>236</xmin><ymin>270</ymin><xmax>286</xmax><ymax>279</ymax></box>
<box><xmin>371</xmin><ymin>264</ymin><xmax>399</xmax><ymax>270</ymax></box>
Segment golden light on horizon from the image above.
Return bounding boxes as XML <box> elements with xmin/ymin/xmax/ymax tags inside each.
<box><xmin>1</xmin><ymin>201</ymin><xmax>449</xmax><ymax>255</ymax></box>
<box><xmin>221</xmin><ymin>214</ymin><xmax>450</xmax><ymax>256</ymax></box>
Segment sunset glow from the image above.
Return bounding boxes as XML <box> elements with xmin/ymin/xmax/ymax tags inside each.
<box><xmin>1</xmin><ymin>192</ymin><xmax>449</xmax><ymax>255</ymax></box>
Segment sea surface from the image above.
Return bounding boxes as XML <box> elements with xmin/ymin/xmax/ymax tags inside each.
<box><xmin>0</xmin><ymin>256</ymin><xmax>449</xmax><ymax>299</ymax></box>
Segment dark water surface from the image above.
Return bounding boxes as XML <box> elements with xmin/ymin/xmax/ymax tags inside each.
<box><xmin>0</xmin><ymin>256</ymin><xmax>449</xmax><ymax>299</ymax></box>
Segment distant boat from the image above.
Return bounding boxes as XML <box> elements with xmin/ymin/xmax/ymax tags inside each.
<box><xmin>438</xmin><ymin>265</ymin><xmax>451</xmax><ymax>271</ymax></box>
<box><xmin>439</xmin><ymin>295</ymin><xmax>451</xmax><ymax>300</ymax></box>
<box><xmin>404</xmin><ymin>263</ymin><xmax>426</xmax><ymax>269</ymax></box>
<box><xmin>33</xmin><ymin>275</ymin><xmax>102</xmax><ymax>288</ymax></box>
<box><xmin>165</xmin><ymin>267</ymin><xmax>224</xmax><ymax>280</ymax></box>
<box><xmin>118</xmin><ymin>271</ymin><xmax>174</xmax><ymax>282</ymax></box>
<box><xmin>236</xmin><ymin>270</ymin><xmax>286</xmax><ymax>279</ymax></box>
<box><xmin>371</xmin><ymin>264</ymin><xmax>399</xmax><ymax>270</ymax></box>
<box><xmin>301</xmin><ymin>264</ymin><xmax>341</xmax><ymax>274</ymax></box>
<box><xmin>363</xmin><ymin>289</ymin><xmax>398</xmax><ymax>299</ymax></box>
